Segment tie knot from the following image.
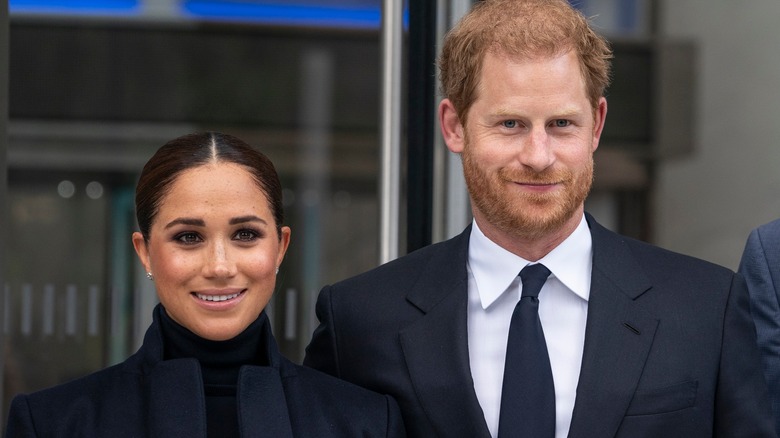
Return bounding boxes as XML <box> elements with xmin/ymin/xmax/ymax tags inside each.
<box><xmin>519</xmin><ymin>263</ymin><xmax>550</xmax><ymax>299</ymax></box>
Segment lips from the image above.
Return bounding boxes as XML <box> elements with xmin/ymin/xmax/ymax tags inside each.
<box><xmin>518</xmin><ymin>181</ymin><xmax>559</xmax><ymax>186</ymax></box>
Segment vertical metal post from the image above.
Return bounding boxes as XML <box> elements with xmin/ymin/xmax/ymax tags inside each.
<box><xmin>432</xmin><ymin>0</ymin><xmax>473</xmax><ymax>243</ymax></box>
<box><xmin>379</xmin><ymin>0</ymin><xmax>403</xmax><ymax>264</ymax></box>
<box><xmin>298</xmin><ymin>48</ymin><xmax>333</xmax><ymax>360</ymax></box>
<box><xmin>0</xmin><ymin>0</ymin><xmax>8</xmax><ymax>426</ymax></box>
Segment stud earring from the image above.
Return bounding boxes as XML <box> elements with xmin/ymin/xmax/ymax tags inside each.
<box><xmin>146</xmin><ymin>272</ymin><xmax>154</xmax><ymax>280</ymax></box>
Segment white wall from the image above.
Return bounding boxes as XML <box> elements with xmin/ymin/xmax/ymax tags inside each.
<box><xmin>656</xmin><ymin>0</ymin><xmax>780</xmax><ymax>270</ymax></box>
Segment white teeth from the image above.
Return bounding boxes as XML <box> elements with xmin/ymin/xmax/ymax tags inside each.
<box><xmin>196</xmin><ymin>292</ymin><xmax>240</xmax><ymax>302</ymax></box>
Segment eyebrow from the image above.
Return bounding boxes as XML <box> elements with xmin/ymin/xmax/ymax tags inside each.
<box><xmin>164</xmin><ymin>218</ymin><xmax>205</xmax><ymax>229</ymax></box>
<box><xmin>229</xmin><ymin>215</ymin><xmax>267</xmax><ymax>226</ymax></box>
<box><xmin>163</xmin><ymin>215</ymin><xmax>267</xmax><ymax>229</ymax></box>
<box><xmin>491</xmin><ymin>106</ymin><xmax>583</xmax><ymax>119</ymax></box>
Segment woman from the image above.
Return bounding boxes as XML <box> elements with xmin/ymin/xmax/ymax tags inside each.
<box><xmin>6</xmin><ymin>132</ymin><xmax>405</xmax><ymax>437</ymax></box>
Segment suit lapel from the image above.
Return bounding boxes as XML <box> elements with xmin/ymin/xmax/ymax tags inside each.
<box><xmin>568</xmin><ymin>216</ymin><xmax>658</xmax><ymax>437</ymax></box>
<box><xmin>400</xmin><ymin>226</ymin><xmax>492</xmax><ymax>438</ymax></box>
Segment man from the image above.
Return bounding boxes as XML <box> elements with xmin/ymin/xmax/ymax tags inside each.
<box><xmin>739</xmin><ymin>218</ymin><xmax>780</xmax><ymax>435</ymax></box>
<box><xmin>305</xmin><ymin>0</ymin><xmax>774</xmax><ymax>436</ymax></box>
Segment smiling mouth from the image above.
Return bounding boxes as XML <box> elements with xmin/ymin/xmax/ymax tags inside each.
<box><xmin>194</xmin><ymin>291</ymin><xmax>242</xmax><ymax>302</ymax></box>
<box><xmin>521</xmin><ymin>182</ymin><xmax>555</xmax><ymax>186</ymax></box>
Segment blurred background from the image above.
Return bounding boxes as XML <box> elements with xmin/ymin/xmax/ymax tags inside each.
<box><xmin>1</xmin><ymin>0</ymin><xmax>779</xmax><ymax>427</ymax></box>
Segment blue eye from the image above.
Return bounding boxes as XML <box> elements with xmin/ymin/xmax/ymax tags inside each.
<box><xmin>502</xmin><ymin>120</ymin><xmax>518</xmax><ymax>129</ymax></box>
<box><xmin>553</xmin><ymin>119</ymin><xmax>570</xmax><ymax>127</ymax></box>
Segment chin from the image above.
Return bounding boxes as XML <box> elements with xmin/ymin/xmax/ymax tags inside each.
<box><xmin>192</xmin><ymin>322</ymin><xmax>246</xmax><ymax>341</ymax></box>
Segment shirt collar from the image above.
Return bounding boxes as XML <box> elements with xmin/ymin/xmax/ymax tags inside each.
<box><xmin>468</xmin><ymin>214</ymin><xmax>592</xmax><ymax>309</ymax></box>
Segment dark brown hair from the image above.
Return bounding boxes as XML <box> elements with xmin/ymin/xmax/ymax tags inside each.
<box><xmin>135</xmin><ymin>131</ymin><xmax>284</xmax><ymax>240</ymax></box>
<box><xmin>438</xmin><ymin>0</ymin><xmax>612</xmax><ymax>124</ymax></box>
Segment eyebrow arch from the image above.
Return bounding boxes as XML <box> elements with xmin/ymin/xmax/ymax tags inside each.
<box><xmin>164</xmin><ymin>218</ymin><xmax>205</xmax><ymax>229</ymax></box>
<box><xmin>164</xmin><ymin>215</ymin><xmax>268</xmax><ymax>229</ymax></box>
<box><xmin>491</xmin><ymin>107</ymin><xmax>582</xmax><ymax>119</ymax></box>
<box><xmin>229</xmin><ymin>215</ymin><xmax>267</xmax><ymax>226</ymax></box>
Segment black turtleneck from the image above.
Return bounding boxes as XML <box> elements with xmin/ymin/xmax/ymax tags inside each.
<box><xmin>158</xmin><ymin>306</ymin><xmax>270</xmax><ymax>437</ymax></box>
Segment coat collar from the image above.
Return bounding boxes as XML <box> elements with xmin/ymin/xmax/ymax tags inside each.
<box><xmin>129</xmin><ymin>305</ymin><xmax>295</xmax><ymax>437</ymax></box>
<box><xmin>133</xmin><ymin>305</ymin><xmax>288</xmax><ymax>374</ymax></box>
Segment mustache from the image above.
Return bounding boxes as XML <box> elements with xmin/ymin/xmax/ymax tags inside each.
<box><xmin>497</xmin><ymin>167</ymin><xmax>573</xmax><ymax>184</ymax></box>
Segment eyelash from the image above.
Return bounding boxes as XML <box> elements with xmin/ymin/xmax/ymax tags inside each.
<box><xmin>234</xmin><ymin>228</ymin><xmax>261</xmax><ymax>242</ymax></box>
<box><xmin>174</xmin><ymin>232</ymin><xmax>202</xmax><ymax>245</ymax></box>
<box><xmin>501</xmin><ymin>119</ymin><xmax>571</xmax><ymax>129</ymax></box>
<box><xmin>172</xmin><ymin>228</ymin><xmax>262</xmax><ymax>245</ymax></box>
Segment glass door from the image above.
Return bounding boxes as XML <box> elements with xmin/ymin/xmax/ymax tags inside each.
<box><xmin>3</xmin><ymin>0</ymin><xmax>391</xmax><ymax>421</ymax></box>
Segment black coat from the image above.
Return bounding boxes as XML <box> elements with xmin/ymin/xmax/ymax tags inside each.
<box><xmin>6</xmin><ymin>307</ymin><xmax>405</xmax><ymax>437</ymax></box>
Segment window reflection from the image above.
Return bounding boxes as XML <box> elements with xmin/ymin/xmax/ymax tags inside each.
<box><xmin>3</xmin><ymin>2</ymin><xmax>383</xmax><ymax>419</ymax></box>
<box><xmin>5</xmin><ymin>178</ymin><xmax>109</xmax><ymax>402</ymax></box>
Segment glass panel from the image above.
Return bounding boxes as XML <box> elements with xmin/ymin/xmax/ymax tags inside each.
<box><xmin>3</xmin><ymin>0</ymin><xmax>386</xmax><ymax>419</ymax></box>
<box><xmin>5</xmin><ymin>175</ymin><xmax>109</xmax><ymax>399</ymax></box>
<box><xmin>572</xmin><ymin>0</ymin><xmax>653</xmax><ymax>37</ymax></box>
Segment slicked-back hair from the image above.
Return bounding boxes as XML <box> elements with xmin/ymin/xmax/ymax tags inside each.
<box><xmin>438</xmin><ymin>0</ymin><xmax>612</xmax><ymax>125</ymax></box>
<box><xmin>135</xmin><ymin>131</ymin><xmax>284</xmax><ymax>240</ymax></box>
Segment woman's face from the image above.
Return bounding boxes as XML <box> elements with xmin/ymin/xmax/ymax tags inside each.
<box><xmin>132</xmin><ymin>162</ymin><xmax>290</xmax><ymax>341</ymax></box>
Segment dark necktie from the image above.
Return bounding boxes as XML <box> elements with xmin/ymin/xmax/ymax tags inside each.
<box><xmin>498</xmin><ymin>263</ymin><xmax>555</xmax><ymax>438</ymax></box>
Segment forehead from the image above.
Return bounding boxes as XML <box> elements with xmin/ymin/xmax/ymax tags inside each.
<box><xmin>156</xmin><ymin>163</ymin><xmax>270</xmax><ymax>219</ymax></box>
<box><xmin>476</xmin><ymin>50</ymin><xmax>589</xmax><ymax>104</ymax></box>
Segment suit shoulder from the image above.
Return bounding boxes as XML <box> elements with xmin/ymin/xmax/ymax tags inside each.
<box><xmin>330</xmin><ymin>232</ymin><xmax>467</xmax><ymax>293</ymax></box>
<box><xmin>619</xmin><ymin>232</ymin><xmax>735</xmax><ymax>279</ymax></box>
<box><xmin>755</xmin><ymin>217</ymin><xmax>780</xmax><ymax>240</ymax></box>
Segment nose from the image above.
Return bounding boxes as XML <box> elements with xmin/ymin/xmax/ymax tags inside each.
<box><xmin>519</xmin><ymin>127</ymin><xmax>555</xmax><ymax>171</ymax></box>
<box><xmin>203</xmin><ymin>239</ymin><xmax>237</xmax><ymax>279</ymax></box>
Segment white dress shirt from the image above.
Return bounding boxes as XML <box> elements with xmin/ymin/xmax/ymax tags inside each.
<box><xmin>467</xmin><ymin>215</ymin><xmax>592</xmax><ymax>438</ymax></box>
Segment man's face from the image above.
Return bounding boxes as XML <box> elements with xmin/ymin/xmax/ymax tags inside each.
<box><xmin>452</xmin><ymin>50</ymin><xmax>606</xmax><ymax>241</ymax></box>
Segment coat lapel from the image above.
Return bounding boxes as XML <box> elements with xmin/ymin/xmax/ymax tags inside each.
<box><xmin>237</xmin><ymin>367</ymin><xmax>294</xmax><ymax>438</ymax></box>
<box><xmin>568</xmin><ymin>216</ymin><xmax>658</xmax><ymax>437</ymax></box>
<box><xmin>399</xmin><ymin>226</ymin><xmax>492</xmax><ymax>438</ymax></box>
<box><xmin>144</xmin><ymin>309</ymin><xmax>294</xmax><ymax>438</ymax></box>
<box><xmin>147</xmin><ymin>358</ymin><xmax>208</xmax><ymax>437</ymax></box>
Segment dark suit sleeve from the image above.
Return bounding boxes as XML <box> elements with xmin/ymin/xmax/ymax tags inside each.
<box><xmin>304</xmin><ymin>285</ymin><xmax>341</xmax><ymax>377</ymax></box>
<box><xmin>739</xmin><ymin>227</ymin><xmax>780</xmax><ymax>435</ymax></box>
<box><xmin>6</xmin><ymin>395</ymin><xmax>38</xmax><ymax>438</ymax></box>
<box><xmin>714</xmin><ymin>273</ymin><xmax>775</xmax><ymax>436</ymax></box>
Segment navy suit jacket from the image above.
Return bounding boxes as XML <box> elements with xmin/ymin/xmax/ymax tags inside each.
<box><xmin>305</xmin><ymin>213</ymin><xmax>774</xmax><ymax>437</ymax></box>
<box><xmin>739</xmin><ymin>217</ymin><xmax>780</xmax><ymax>435</ymax></box>
<box><xmin>6</xmin><ymin>307</ymin><xmax>405</xmax><ymax>437</ymax></box>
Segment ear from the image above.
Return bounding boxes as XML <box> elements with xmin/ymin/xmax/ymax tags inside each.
<box><xmin>132</xmin><ymin>232</ymin><xmax>152</xmax><ymax>274</ymax></box>
<box><xmin>276</xmin><ymin>226</ymin><xmax>291</xmax><ymax>268</ymax></box>
<box><xmin>439</xmin><ymin>98</ymin><xmax>466</xmax><ymax>154</ymax></box>
<box><xmin>591</xmin><ymin>97</ymin><xmax>608</xmax><ymax>152</ymax></box>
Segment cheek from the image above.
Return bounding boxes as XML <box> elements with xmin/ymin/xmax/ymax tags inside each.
<box><xmin>240</xmin><ymin>250</ymin><xmax>279</xmax><ymax>277</ymax></box>
<box><xmin>153</xmin><ymin>249</ymin><xmax>199</xmax><ymax>282</ymax></box>
<box><xmin>552</xmin><ymin>141</ymin><xmax>591</xmax><ymax>164</ymax></box>
<box><xmin>568</xmin><ymin>150</ymin><xmax>594</xmax><ymax>170</ymax></box>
